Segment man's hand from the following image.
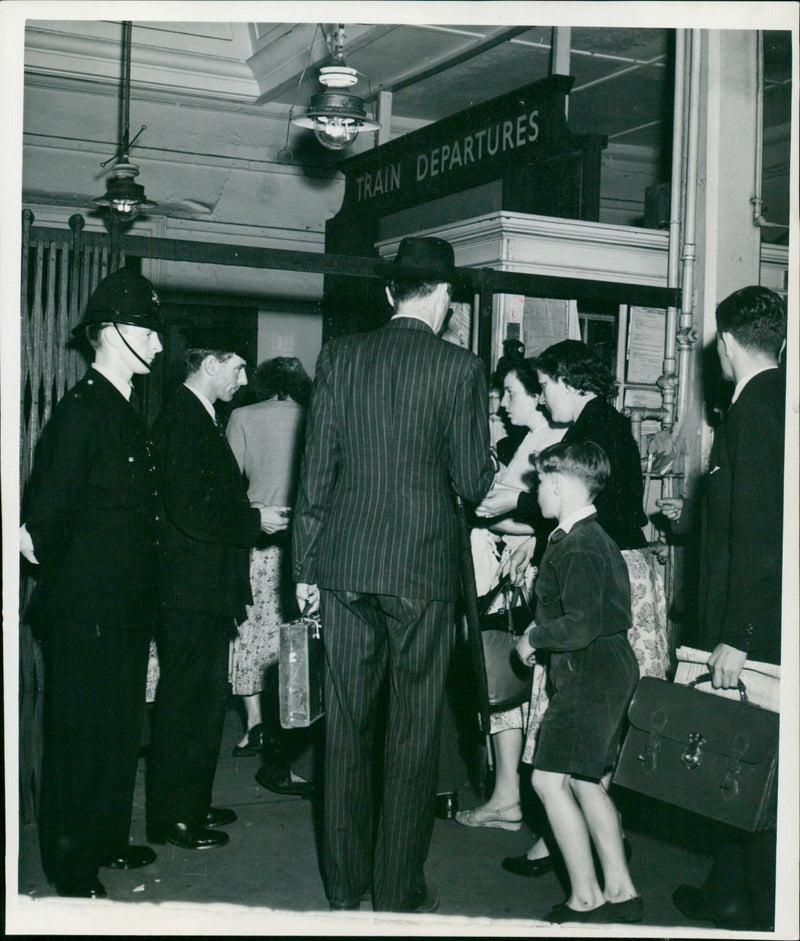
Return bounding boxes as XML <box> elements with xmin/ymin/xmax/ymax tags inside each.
<box><xmin>19</xmin><ymin>523</ymin><xmax>39</xmax><ymax>565</ymax></box>
<box><xmin>504</xmin><ymin>535</ymin><xmax>537</xmax><ymax>587</ymax></box>
<box><xmin>655</xmin><ymin>497</ymin><xmax>684</xmax><ymax>522</ymax></box>
<box><xmin>296</xmin><ymin>582</ymin><xmax>320</xmax><ymax>616</ymax></box>
<box><xmin>515</xmin><ymin>628</ymin><xmax>537</xmax><ymax>667</ymax></box>
<box><xmin>259</xmin><ymin>505</ymin><xmax>291</xmax><ymax>534</ymax></box>
<box><xmin>474</xmin><ymin>485</ymin><xmax>518</xmax><ymax>518</ymax></box>
<box><xmin>707</xmin><ymin>643</ymin><xmax>748</xmax><ymax>689</ymax></box>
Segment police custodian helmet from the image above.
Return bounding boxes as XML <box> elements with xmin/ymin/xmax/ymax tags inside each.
<box><xmin>72</xmin><ymin>267</ymin><xmax>164</xmax><ymax>335</ymax></box>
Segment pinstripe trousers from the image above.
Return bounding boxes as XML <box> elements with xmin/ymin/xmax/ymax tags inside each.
<box><xmin>320</xmin><ymin>589</ymin><xmax>456</xmax><ymax>911</ymax></box>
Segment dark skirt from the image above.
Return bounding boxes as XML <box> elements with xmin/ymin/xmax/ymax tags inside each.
<box><xmin>533</xmin><ymin>632</ymin><xmax>638</xmax><ymax>781</ymax></box>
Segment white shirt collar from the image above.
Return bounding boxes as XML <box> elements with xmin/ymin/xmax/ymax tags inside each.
<box><xmin>91</xmin><ymin>363</ymin><xmax>133</xmax><ymax>401</ymax></box>
<box><xmin>731</xmin><ymin>365</ymin><xmax>778</xmax><ymax>405</ymax></box>
<box><xmin>391</xmin><ymin>312</ymin><xmax>434</xmax><ymax>329</ymax></box>
<box><xmin>184</xmin><ymin>383</ymin><xmax>217</xmax><ymax>421</ymax></box>
<box><xmin>554</xmin><ymin>503</ymin><xmax>597</xmax><ymax>537</ymax></box>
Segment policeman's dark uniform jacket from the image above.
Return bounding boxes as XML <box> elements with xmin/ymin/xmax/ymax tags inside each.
<box><xmin>145</xmin><ymin>342</ymin><xmax>262</xmax><ymax>845</ymax></box>
<box><xmin>22</xmin><ymin>268</ymin><xmax>163</xmax><ymax>895</ymax></box>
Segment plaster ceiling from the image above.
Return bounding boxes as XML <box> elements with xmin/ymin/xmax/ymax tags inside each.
<box><xmin>21</xmin><ymin>19</ymin><xmax>792</xmax><ymax>245</ymax></box>
<box><xmin>24</xmin><ymin>21</ymin><xmax>792</xmax><ymax>151</ymax></box>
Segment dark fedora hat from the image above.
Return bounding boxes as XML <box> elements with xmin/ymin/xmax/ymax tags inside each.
<box><xmin>377</xmin><ymin>236</ymin><xmax>459</xmax><ymax>282</ymax></box>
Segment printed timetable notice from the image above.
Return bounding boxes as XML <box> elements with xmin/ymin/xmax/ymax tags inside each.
<box><xmin>626</xmin><ymin>306</ymin><xmax>666</xmax><ymax>385</ymax></box>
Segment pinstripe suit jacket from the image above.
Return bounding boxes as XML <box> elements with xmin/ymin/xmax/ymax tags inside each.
<box><xmin>292</xmin><ymin>316</ymin><xmax>494</xmax><ymax>600</ymax></box>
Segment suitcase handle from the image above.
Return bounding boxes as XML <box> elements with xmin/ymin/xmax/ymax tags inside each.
<box><xmin>690</xmin><ymin>673</ymin><xmax>748</xmax><ymax>704</ymax></box>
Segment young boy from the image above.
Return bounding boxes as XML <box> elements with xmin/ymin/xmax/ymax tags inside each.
<box><xmin>515</xmin><ymin>439</ymin><xmax>641</xmax><ymax>925</ymax></box>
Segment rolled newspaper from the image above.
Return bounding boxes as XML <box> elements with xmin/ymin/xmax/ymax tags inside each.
<box><xmin>674</xmin><ymin>645</ymin><xmax>780</xmax><ymax>713</ymax></box>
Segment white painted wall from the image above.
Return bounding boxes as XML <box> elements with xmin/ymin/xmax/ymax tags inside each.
<box><xmin>257</xmin><ymin>310</ymin><xmax>322</xmax><ymax>378</ymax></box>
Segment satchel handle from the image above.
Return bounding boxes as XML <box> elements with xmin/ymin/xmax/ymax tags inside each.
<box><xmin>478</xmin><ymin>573</ymin><xmax>526</xmax><ymax>616</ymax></box>
<box><xmin>690</xmin><ymin>672</ymin><xmax>749</xmax><ymax>704</ymax></box>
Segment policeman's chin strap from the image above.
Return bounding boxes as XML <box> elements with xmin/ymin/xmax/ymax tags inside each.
<box><xmin>113</xmin><ymin>323</ymin><xmax>151</xmax><ymax>372</ymax></box>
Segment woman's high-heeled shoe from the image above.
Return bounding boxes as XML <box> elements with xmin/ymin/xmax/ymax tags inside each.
<box><xmin>232</xmin><ymin>722</ymin><xmax>266</xmax><ymax>757</ymax></box>
<box><xmin>455</xmin><ymin>802</ymin><xmax>522</xmax><ymax>831</ymax></box>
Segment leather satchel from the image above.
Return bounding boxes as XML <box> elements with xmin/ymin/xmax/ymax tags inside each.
<box><xmin>613</xmin><ymin>676</ymin><xmax>779</xmax><ymax>832</ymax></box>
<box><xmin>478</xmin><ymin>575</ymin><xmax>534</xmax><ymax>711</ymax></box>
<box><xmin>279</xmin><ymin>614</ymin><xmax>325</xmax><ymax>728</ymax></box>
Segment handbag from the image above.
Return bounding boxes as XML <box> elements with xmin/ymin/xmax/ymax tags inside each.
<box><xmin>478</xmin><ymin>575</ymin><xmax>534</xmax><ymax>712</ymax></box>
<box><xmin>279</xmin><ymin>613</ymin><xmax>325</xmax><ymax>728</ymax></box>
<box><xmin>613</xmin><ymin>675</ymin><xmax>779</xmax><ymax>832</ymax></box>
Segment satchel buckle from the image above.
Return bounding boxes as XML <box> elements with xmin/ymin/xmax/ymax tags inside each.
<box><xmin>681</xmin><ymin>732</ymin><xmax>705</xmax><ymax>770</ymax></box>
<box><xmin>637</xmin><ymin>709</ymin><xmax>667</xmax><ymax>774</ymax></box>
<box><xmin>720</xmin><ymin>732</ymin><xmax>749</xmax><ymax>801</ymax></box>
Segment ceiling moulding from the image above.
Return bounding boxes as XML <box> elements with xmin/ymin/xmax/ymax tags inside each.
<box><xmin>23</xmin><ymin>130</ymin><xmax>344</xmax><ymax>178</ymax></box>
<box><xmin>23</xmin><ymin>203</ymin><xmax>327</xmax><ymax>256</ymax></box>
<box><xmin>23</xmin><ymin>71</ymin><xmax>292</xmax><ymax>118</ymax></box>
<box><xmin>25</xmin><ymin>25</ymin><xmax>259</xmax><ymax>102</ymax></box>
<box><xmin>377</xmin><ymin>211</ymin><xmax>670</xmax><ymax>286</ymax></box>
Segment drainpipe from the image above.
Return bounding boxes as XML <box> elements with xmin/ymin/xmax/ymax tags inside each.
<box><xmin>658</xmin><ymin>28</ymin><xmax>687</xmax><ymax>438</ymax></box>
<box><xmin>750</xmin><ymin>32</ymin><xmax>765</xmax><ymax>228</ymax></box>
<box><xmin>676</xmin><ymin>29</ymin><xmax>702</xmax><ymax>426</ymax></box>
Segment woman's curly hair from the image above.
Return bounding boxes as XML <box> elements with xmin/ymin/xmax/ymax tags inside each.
<box><xmin>533</xmin><ymin>339</ymin><xmax>618</xmax><ymax>399</ymax></box>
<box><xmin>252</xmin><ymin>356</ymin><xmax>312</xmax><ymax>406</ymax></box>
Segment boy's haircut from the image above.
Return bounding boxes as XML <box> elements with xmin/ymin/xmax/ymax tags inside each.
<box><xmin>535</xmin><ymin>440</ymin><xmax>611</xmax><ymax>499</ymax></box>
<box><xmin>533</xmin><ymin>339</ymin><xmax>618</xmax><ymax>399</ymax></box>
<box><xmin>715</xmin><ymin>285</ymin><xmax>786</xmax><ymax>357</ymax></box>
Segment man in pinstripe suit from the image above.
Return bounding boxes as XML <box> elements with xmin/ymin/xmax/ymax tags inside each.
<box><xmin>293</xmin><ymin>237</ymin><xmax>494</xmax><ymax>913</ymax></box>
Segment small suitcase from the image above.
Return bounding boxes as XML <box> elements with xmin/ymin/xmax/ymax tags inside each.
<box><xmin>279</xmin><ymin>615</ymin><xmax>325</xmax><ymax>728</ymax></box>
<box><xmin>613</xmin><ymin>676</ymin><xmax>779</xmax><ymax>832</ymax></box>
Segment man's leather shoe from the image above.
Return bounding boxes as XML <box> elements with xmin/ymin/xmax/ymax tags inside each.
<box><xmin>53</xmin><ymin>878</ymin><xmax>107</xmax><ymax>899</ymax></box>
<box><xmin>407</xmin><ymin>889</ymin><xmax>439</xmax><ymax>914</ymax></box>
<box><xmin>100</xmin><ymin>845</ymin><xmax>157</xmax><ymax>869</ymax></box>
<box><xmin>329</xmin><ymin>900</ymin><xmax>361</xmax><ymax>911</ymax></box>
<box><xmin>255</xmin><ymin>763</ymin><xmax>315</xmax><ymax>798</ymax></box>
<box><xmin>672</xmin><ymin>885</ymin><xmax>752</xmax><ymax>929</ymax></box>
<box><xmin>502</xmin><ymin>852</ymin><xmax>554</xmax><ymax>877</ymax></box>
<box><xmin>434</xmin><ymin>792</ymin><xmax>458</xmax><ymax>819</ymax></box>
<box><xmin>149</xmin><ymin>822</ymin><xmax>230</xmax><ymax>850</ymax></box>
<box><xmin>206</xmin><ymin>807</ymin><xmax>237</xmax><ymax>828</ymax></box>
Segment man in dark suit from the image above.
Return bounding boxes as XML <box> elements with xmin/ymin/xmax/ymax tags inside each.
<box><xmin>20</xmin><ymin>268</ymin><xmax>164</xmax><ymax>898</ymax></box>
<box><xmin>668</xmin><ymin>285</ymin><xmax>786</xmax><ymax>931</ymax></box>
<box><xmin>146</xmin><ymin>333</ymin><xmax>275</xmax><ymax>850</ymax></box>
<box><xmin>293</xmin><ymin>237</ymin><xmax>494</xmax><ymax>913</ymax></box>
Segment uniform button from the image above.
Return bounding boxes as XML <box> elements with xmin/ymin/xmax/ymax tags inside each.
<box><xmin>128</xmin><ymin>456</ymin><xmax>135</xmax><ymax>462</ymax></box>
<box><xmin>155</xmin><ymin>515</ymin><xmax>161</xmax><ymax>522</ymax></box>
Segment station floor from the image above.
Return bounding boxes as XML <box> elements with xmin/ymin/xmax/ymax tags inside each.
<box><xmin>11</xmin><ymin>703</ymin><xmax>777</xmax><ymax>937</ymax></box>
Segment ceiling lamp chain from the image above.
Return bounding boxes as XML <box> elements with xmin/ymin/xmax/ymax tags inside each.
<box><xmin>291</xmin><ymin>23</ymin><xmax>381</xmax><ymax>151</ymax></box>
<box><xmin>94</xmin><ymin>20</ymin><xmax>156</xmax><ymax>221</ymax></box>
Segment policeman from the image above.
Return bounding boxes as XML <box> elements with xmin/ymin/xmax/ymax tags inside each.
<box><xmin>21</xmin><ymin>267</ymin><xmax>164</xmax><ymax>899</ymax></box>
